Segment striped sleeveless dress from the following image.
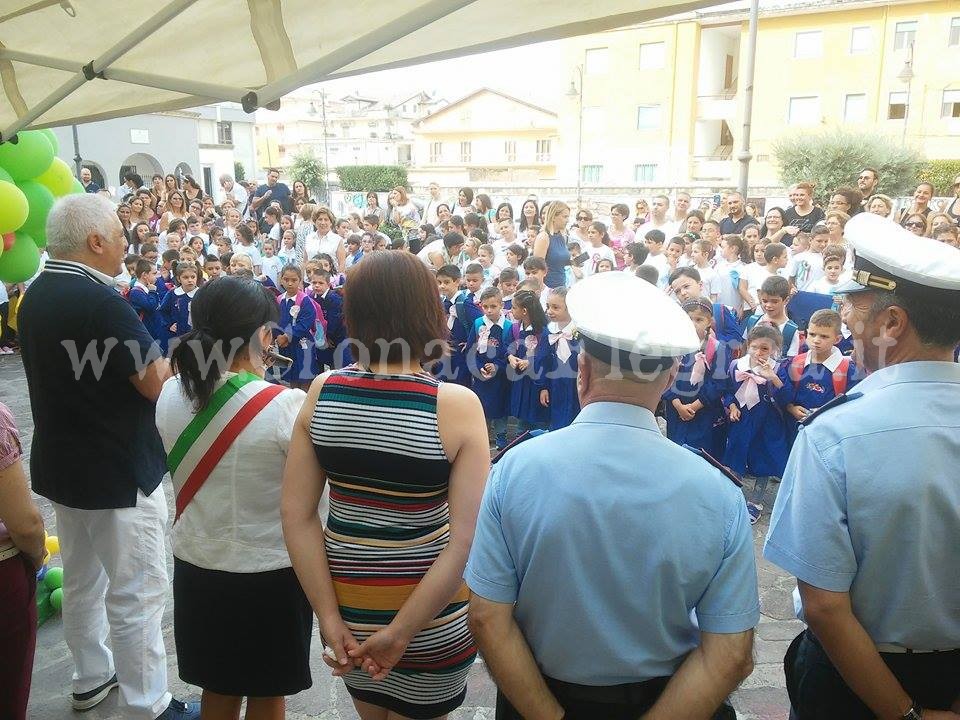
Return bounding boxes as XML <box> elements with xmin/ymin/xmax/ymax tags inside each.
<box><xmin>310</xmin><ymin>367</ymin><xmax>477</xmax><ymax>718</ymax></box>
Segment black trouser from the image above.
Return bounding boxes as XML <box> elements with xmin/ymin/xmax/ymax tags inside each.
<box><xmin>785</xmin><ymin>630</ymin><xmax>960</xmax><ymax>719</ymax></box>
<box><xmin>495</xmin><ymin>675</ymin><xmax>737</xmax><ymax>720</ymax></box>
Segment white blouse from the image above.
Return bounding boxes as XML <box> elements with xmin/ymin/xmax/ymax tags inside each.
<box><xmin>156</xmin><ymin>373</ymin><xmax>327</xmax><ymax>573</ymax></box>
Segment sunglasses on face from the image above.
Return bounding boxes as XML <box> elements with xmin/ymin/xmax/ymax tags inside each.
<box><xmin>577</xmin><ymin>215</ymin><xmax>589</xmax><ymax>221</ymax></box>
<box><xmin>905</xmin><ymin>221</ymin><xmax>924</xmax><ymax>228</ymax></box>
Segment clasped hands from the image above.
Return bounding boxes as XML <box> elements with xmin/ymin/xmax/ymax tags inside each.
<box><xmin>321</xmin><ymin>618</ymin><xmax>409</xmax><ymax>682</ymax></box>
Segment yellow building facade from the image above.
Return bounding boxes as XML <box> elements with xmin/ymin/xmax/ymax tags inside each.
<box><xmin>558</xmin><ymin>0</ymin><xmax>960</xmax><ymax>189</ymax></box>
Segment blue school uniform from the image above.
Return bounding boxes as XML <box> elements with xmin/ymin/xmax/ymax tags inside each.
<box><xmin>128</xmin><ymin>282</ymin><xmax>168</xmax><ymax>353</ymax></box>
<box><xmin>438</xmin><ymin>291</ymin><xmax>482</xmax><ymax>386</ymax></box>
<box><xmin>466</xmin><ymin>316</ymin><xmax>512</xmax><ymax>421</ymax></box>
<box><xmin>722</xmin><ymin>356</ymin><xmax>789</xmax><ymax>478</ymax></box>
<box><xmin>157</xmin><ymin>287</ymin><xmax>195</xmax><ymax>341</ymax></box>
<box><xmin>275</xmin><ymin>292</ymin><xmax>319</xmax><ymax>384</ymax></box>
<box><xmin>775</xmin><ymin>347</ymin><xmax>859</xmax><ymax>446</ymax></box>
<box><xmin>312</xmin><ymin>289</ymin><xmax>350</xmax><ymax>370</ymax></box>
<box><xmin>534</xmin><ymin>322</ymin><xmax>580</xmax><ymax>430</ymax></box>
<box><xmin>663</xmin><ymin>332</ymin><xmax>727</xmax><ymax>457</ymax></box>
<box><xmin>502</xmin><ymin>294</ymin><xmax>515</xmax><ymax>323</ymax></box>
<box><xmin>509</xmin><ymin>324</ymin><xmax>549</xmax><ymax>427</ymax></box>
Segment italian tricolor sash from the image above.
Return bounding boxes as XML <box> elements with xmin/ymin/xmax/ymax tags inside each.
<box><xmin>168</xmin><ymin>372</ymin><xmax>285</xmax><ymax>522</ymax></box>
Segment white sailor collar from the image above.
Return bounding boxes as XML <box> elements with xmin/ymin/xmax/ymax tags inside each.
<box><xmin>481</xmin><ymin>316</ymin><xmax>507</xmax><ymax>330</ymax></box>
<box><xmin>134</xmin><ymin>280</ymin><xmax>151</xmax><ymax>293</ymax></box>
<box><xmin>804</xmin><ymin>345</ymin><xmax>844</xmax><ymax>372</ymax></box>
<box><xmin>174</xmin><ymin>287</ymin><xmax>198</xmax><ymax>298</ymax></box>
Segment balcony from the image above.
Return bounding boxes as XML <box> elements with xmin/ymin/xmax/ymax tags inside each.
<box><xmin>691</xmin><ymin>155</ymin><xmax>733</xmax><ymax>181</ymax></box>
<box><xmin>697</xmin><ymin>92</ymin><xmax>737</xmax><ymax>121</ymax></box>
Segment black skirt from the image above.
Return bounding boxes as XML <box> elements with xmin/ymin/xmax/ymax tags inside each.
<box><xmin>173</xmin><ymin>557</ymin><xmax>313</xmax><ymax>697</ymax></box>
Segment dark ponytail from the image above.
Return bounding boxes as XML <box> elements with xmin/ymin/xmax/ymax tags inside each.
<box><xmin>513</xmin><ymin>290</ymin><xmax>547</xmax><ymax>334</ymax></box>
<box><xmin>171</xmin><ymin>276</ymin><xmax>279</xmax><ymax>410</ymax></box>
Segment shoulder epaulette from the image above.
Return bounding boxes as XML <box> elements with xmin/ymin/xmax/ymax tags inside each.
<box><xmin>799</xmin><ymin>391</ymin><xmax>863</xmax><ymax>426</ymax></box>
<box><xmin>491</xmin><ymin>429</ymin><xmax>548</xmax><ymax>464</ymax></box>
<box><xmin>682</xmin><ymin>444</ymin><xmax>743</xmax><ymax>487</ymax></box>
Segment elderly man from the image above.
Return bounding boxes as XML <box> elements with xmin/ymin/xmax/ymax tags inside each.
<box><xmin>80</xmin><ymin>167</ymin><xmax>101</xmax><ymax>194</ymax></box>
<box><xmin>467</xmin><ymin>272</ymin><xmax>758</xmax><ymax>720</ymax></box>
<box><xmin>217</xmin><ymin>172</ymin><xmax>248</xmax><ymax>208</ymax></box>
<box><xmin>17</xmin><ymin>195</ymin><xmax>197</xmax><ymax>720</ymax></box>
<box><xmin>765</xmin><ymin>213</ymin><xmax>960</xmax><ymax>719</ymax></box>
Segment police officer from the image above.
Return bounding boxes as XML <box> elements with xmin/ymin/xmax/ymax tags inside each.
<box><xmin>465</xmin><ymin>272</ymin><xmax>759</xmax><ymax>720</ymax></box>
<box><xmin>764</xmin><ymin>212</ymin><xmax>960</xmax><ymax>719</ymax></box>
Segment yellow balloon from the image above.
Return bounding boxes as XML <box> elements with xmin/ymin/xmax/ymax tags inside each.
<box><xmin>35</xmin><ymin>158</ymin><xmax>74</xmax><ymax>197</ymax></box>
<box><xmin>0</xmin><ymin>181</ymin><xmax>28</xmax><ymax>234</ymax></box>
<box><xmin>45</xmin><ymin>534</ymin><xmax>60</xmax><ymax>556</ymax></box>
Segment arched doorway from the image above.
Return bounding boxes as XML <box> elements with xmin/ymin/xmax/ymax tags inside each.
<box><xmin>174</xmin><ymin>162</ymin><xmax>193</xmax><ymax>183</ymax></box>
<box><xmin>82</xmin><ymin>162</ymin><xmax>106</xmax><ymax>189</ymax></box>
<box><xmin>119</xmin><ymin>152</ymin><xmax>162</xmax><ymax>185</ymax></box>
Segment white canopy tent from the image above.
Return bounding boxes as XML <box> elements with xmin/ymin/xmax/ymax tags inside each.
<box><xmin>0</xmin><ymin>0</ymin><xmax>720</xmax><ymax>141</ymax></box>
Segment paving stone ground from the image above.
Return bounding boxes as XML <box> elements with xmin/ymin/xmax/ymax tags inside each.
<box><xmin>0</xmin><ymin>353</ymin><xmax>796</xmax><ymax>719</ymax></box>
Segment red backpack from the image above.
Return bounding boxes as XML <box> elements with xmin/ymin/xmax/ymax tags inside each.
<box><xmin>788</xmin><ymin>353</ymin><xmax>850</xmax><ymax>397</ymax></box>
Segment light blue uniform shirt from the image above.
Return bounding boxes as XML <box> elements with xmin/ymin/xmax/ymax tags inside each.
<box><xmin>764</xmin><ymin>361</ymin><xmax>960</xmax><ymax>650</ymax></box>
<box><xmin>465</xmin><ymin>402</ymin><xmax>759</xmax><ymax>685</ymax></box>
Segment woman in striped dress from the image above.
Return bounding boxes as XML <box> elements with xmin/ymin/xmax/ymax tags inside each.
<box><xmin>282</xmin><ymin>252</ymin><xmax>489</xmax><ymax>720</ymax></box>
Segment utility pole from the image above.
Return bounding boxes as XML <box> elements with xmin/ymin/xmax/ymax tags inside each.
<box><xmin>737</xmin><ymin>0</ymin><xmax>759</xmax><ymax>198</ymax></box>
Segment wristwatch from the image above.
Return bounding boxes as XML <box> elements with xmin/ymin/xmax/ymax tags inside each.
<box><xmin>901</xmin><ymin>701</ymin><xmax>923</xmax><ymax>720</ymax></box>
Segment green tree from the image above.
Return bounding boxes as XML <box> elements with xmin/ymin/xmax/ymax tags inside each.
<box><xmin>772</xmin><ymin>129</ymin><xmax>924</xmax><ymax>200</ymax></box>
<box><xmin>233</xmin><ymin>161</ymin><xmax>245</xmax><ymax>182</ymax></box>
<box><xmin>289</xmin><ymin>151</ymin><xmax>326</xmax><ymax>199</ymax></box>
<box><xmin>916</xmin><ymin>159</ymin><xmax>960</xmax><ymax>195</ymax></box>
<box><xmin>336</xmin><ymin>165</ymin><xmax>408</xmax><ymax>192</ymax></box>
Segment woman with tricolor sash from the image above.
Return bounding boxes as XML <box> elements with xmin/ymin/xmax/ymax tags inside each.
<box><xmin>155</xmin><ymin>276</ymin><xmax>320</xmax><ymax>720</ymax></box>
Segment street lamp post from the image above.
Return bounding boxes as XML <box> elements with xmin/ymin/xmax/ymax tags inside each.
<box><xmin>898</xmin><ymin>43</ymin><xmax>915</xmax><ymax>146</ymax></box>
<box><xmin>566</xmin><ymin>65</ymin><xmax>584</xmax><ymax>210</ymax></box>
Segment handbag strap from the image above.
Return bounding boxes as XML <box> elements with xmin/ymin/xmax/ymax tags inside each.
<box><xmin>173</xmin><ymin>381</ymin><xmax>285</xmax><ymax>522</ymax></box>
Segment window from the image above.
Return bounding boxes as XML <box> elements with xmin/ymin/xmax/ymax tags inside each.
<box><xmin>850</xmin><ymin>26</ymin><xmax>872</xmax><ymax>54</ymax></box>
<box><xmin>584</xmin><ymin>47</ymin><xmax>609</xmax><ymax>75</ymax></box>
<box><xmin>950</xmin><ymin>17</ymin><xmax>960</xmax><ymax>46</ymax></box>
<box><xmin>894</xmin><ymin>21</ymin><xmax>917</xmax><ymax>50</ymax></box>
<box><xmin>794</xmin><ymin>31</ymin><xmax>823</xmax><ymax>58</ymax></box>
<box><xmin>460</xmin><ymin>141</ymin><xmax>472</xmax><ymax>163</ymax></box>
<box><xmin>639</xmin><ymin>41</ymin><xmax>666</xmax><ymax>69</ymax></box>
<box><xmin>888</xmin><ymin>91</ymin><xmax>908</xmax><ymax>120</ymax></box>
<box><xmin>536</xmin><ymin>139</ymin><xmax>552</xmax><ymax>162</ymax></box>
<box><xmin>429</xmin><ymin>141</ymin><xmax>442</xmax><ymax>163</ymax></box>
<box><xmin>504</xmin><ymin>140</ymin><xmax>516</xmax><ymax>162</ymax></box>
<box><xmin>788</xmin><ymin>96</ymin><xmax>820</xmax><ymax>125</ymax></box>
<box><xmin>582</xmin><ymin>106</ymin><xmax>604</xmax><ymax>135</ymax></box>
<box><xmin>844</xmin><ymin>93</ymin><xmax>867</xmax><ymax>123</ymax></box>
<box><xmin>634</xmin><ymin>163</ymin><xmax>657</xmax><ymax>183</ymax></box>
<box><xmin>636</xmin><ymin>104</ymin><xmax>661</xmax><ymax>130</ymax></box>
<box><xmin>942</xmin><ymin>90</ymin><xmax>960</xmax><ymax>119</ymax></box>
<box><xmin>581</xmin><ymin>165</ymin><xmax>602</xmax><ymax>184</ymax></box>
<box><xmin>216</xmin><ymin>121</ymin><xmax>233</xmax><ymax>144</ymax></box>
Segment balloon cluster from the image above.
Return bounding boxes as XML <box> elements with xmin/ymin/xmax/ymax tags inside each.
<box><xmin>36</xmin><ymin>533</ymin><xmax>65</xmax><ymax>625</ymax></box>
<box><xmin>0</xmin><ymin>129</ymin><xmax>84</xmax><ymax>283</ymax></box>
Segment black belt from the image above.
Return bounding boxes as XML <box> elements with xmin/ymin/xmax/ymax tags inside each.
<box><xmin>544</xmin><ymin>675</ymin><xmax>670</xmax><ymax>705</ymax></box>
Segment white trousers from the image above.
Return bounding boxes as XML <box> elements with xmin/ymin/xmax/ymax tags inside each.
<box><xmin>53</xmin><ymin>487</ymin><xmax>172</xmax><ymax>719</ymax></box>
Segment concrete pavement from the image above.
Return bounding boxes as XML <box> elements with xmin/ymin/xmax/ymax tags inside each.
<box><xmin>0</xmin><ymin>353</ymin><xmax>796</xmax><ymax>719</ymax></box>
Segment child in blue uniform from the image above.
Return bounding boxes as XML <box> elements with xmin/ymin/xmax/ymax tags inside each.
<box><xmin>536</xmin><ymin>287</ymin><xmax>580</xmax><ymax>430</ymax></box>
<box><xmin>128</xmin><ymin>258</ymin><xmax>169</xmax><ymax>354</ymax></box>
<box><xmin>498</xmin><ymin>268</ymin><xmax>520</xmax><ymax>322</ymax></box>
<box><xmin>274</xmin><ymin>264</ymin><xmax>321</xmax><ymax>391</ymax></box>
<box><xmin>776</xmin><ymin>308</ymin><xmax>859</xmax><ymax>447</ymax></box>
<box><xmin>669</xmin><ymin>267</ymin><xmax>744</xmax><ymax>361</ymax></box>
<box><xmin>723</xmin><ymin>322</ymin><xmax>789</xmax><ymax>524</ymax></box>
<box><xmin>435</xmin><ymin>264</ymin><xmax>470</xmax><ymax>385</ymax></box>
<box><xmin>466</xmin><ymin>287</ymin><xmax>512</xmax><ymax>449</ymax></box>
<box><xmin>663</xmin><ymin>296</ymin><xmax>727</xmax><ymax>456</ymax></box>
<box><xmin>310</xmin><ymin>269</ymin><xmax>349</xmax><ymax>370</ymax></box>
<box><xmin>158</xmin><ymin>262</ymin><xmax>198</xmax><ymax>350</ymax></box>
<box><xmin>507</xmin><ymin>289</ymin><xmax>549</xmax><ymax>436</ymax></box>
<box><xmin>451</xmin><ymin>263</ymin><xmax>485</xmax><ymax>384</ymax></box>
<box><xmin>743</xmin><ymin>276</ymin><xmax>801</xmax><ymax>358</ymax></box>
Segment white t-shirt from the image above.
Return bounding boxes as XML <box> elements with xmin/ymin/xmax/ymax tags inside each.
<box><xmin>807</xmin><ymin>276</ymin><xmax>843</xmax><ymax>295</ymax></box>
<box><xmin>637</xmin><ymin>219</ymin><xmax>680</xmax><ymax>241</ymax></box>
<box><xmin>583</xmin><ymin>243</ymin><xmax>617</xmax><ymax>277</ymax></box>
<box><xmin>156</xmin><ymin>374</ymin><xmax>328</xmax><ymax>572</ymax></box>
<box><xmin>694</xmin><ymin>264</ymin><xmax>722</xmax><ymax>300</ymax></box>
<box><xmin>217</xmin><ymin>182</ymin><xmax>248</xmax><ymax>208</ymax></box>
<box><xmin>232</xmin><ymin>243</ymin><xmax>262</xmax><ymax>269</ymax></box>
<box><xmin>305</xmin><ymin>231</ymin><xmax>342</xmax><ymax>261</ymax></box>
<box><xmin>715</xmin><ymin>259</ymin><xmax>746</xmax><ymax>309</ymax></box>
<box><xmin>642</xmin><ymin>252</ymin><xmax>671</xmax><ymax>288</ymax></box>
<box><xmin>261</xmin><ymin>255</ymin><xmax>283</xmax><ymax>286</ymax></box>
<box><xmin>744</xmin><ymin>263</ymin><xmax>776</xmax><ymax>302</ymax></box>
<box><xmin>417</xmin><ymin>238</ymin><xmax>446</xmax><ymax>266</ymax></box>
<box><xmin>787</xmin><ymin>251</ymin><xmax>825</xmax><ymax>291</ymax></box>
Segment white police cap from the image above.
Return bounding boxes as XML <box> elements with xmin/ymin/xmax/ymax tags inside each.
<box><xmin>834</xmin><ymin>212</ymin><xmax>960</xmax><ymax>298</ymax></box>
<box><xmin>566</xmin><ymin>272</ymin><xmax>700</xmax><ymax>371</ymax></box>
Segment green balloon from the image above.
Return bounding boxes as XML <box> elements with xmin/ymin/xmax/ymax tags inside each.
<box><xmin>0</xmin><ymin>167</ymin><xmax>12</xmax><ymax>184</ymax></box>
<box><xmin>18</xmin><ymin>181</ymin><xmax>54</xmax><ymax>247</ymax></box>
<box><xmin>41</xmin><ymin>129</ymin><xmax>59</xmax><ymax>155</ymax></box>
<box><xmin>0</xmin><ymin>130</ymin><xmax>54</xmax><ymax>182</ymax></box>
<box><xmin>36</xmin><ymin>157</ymin><xmax>74</xmax><ymax>197</ymax></box>
<box><xmin>50</xmin><ymin>587</ymin><xmax>64</xmax><ymax>612</ymax></box>
<box><xmin>0</xmin><ymin>181</ymin><xmax>28</xmax><ymax>234</ymax></box>
<box><xmin>0</xmin><ymin>231</ymin><xmax>41</xmax><ymax>282</ymax></box>
<box><xmin>43</xmin><ymin>565</ymin><xmax>64</xmax><ymax>591</ymax></box>
<box><xmin>71</xmin><ymin>178</ymin><xmax>84</xmax><ymax>195</ymax></box>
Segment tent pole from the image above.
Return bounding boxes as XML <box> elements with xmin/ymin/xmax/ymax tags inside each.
<box><xmin>254</xmin><ymin>0</ymin><xmax>479</xmax><ymax>107</ymax></box>
<box><xmin>0</xmin><ymin>0</ymin><xmax>200</xmax><ymax>141</ymax></box>
<box><xmin>71</xmin><ymin>124</ymin><xmax>81</xmax><ymax>177</ymax></box>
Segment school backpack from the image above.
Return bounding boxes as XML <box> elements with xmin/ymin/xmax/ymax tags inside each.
<box><xmin>454</xmin><ymin>292</ymin><xmax>479</xmax><ymax>334</ymax></box>
<box><xmin>744</xmin><ymin>314</ymin><xmax>800</xmax><ymax>354</ymax></box>
<box><xmin>278</xmin><ymin>290</ymin><xmax>327</xmax><ymax>346</ymax></box>
<box><xmin>712</xmin><ymin>303</ymin><xmax>744</xmax><ymax>360</ymax></box>
<box><xmin>788</xmin><ymin>353</ymin><xmax>851</xmax><ymax>397</ymax></box>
